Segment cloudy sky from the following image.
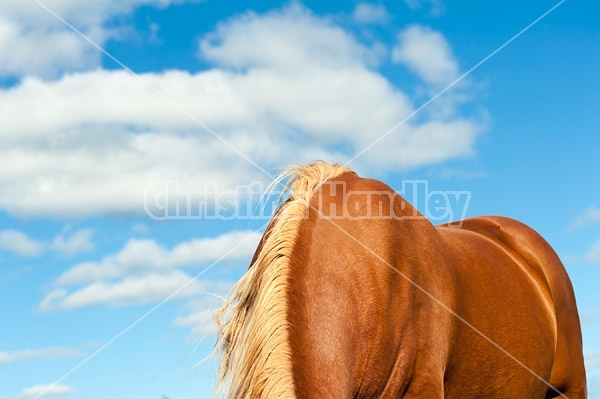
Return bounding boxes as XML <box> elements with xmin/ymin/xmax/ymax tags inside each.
<box><xmin>0</xmin><ymin>0</ymin><xmax>599</xmax><ymax>398</ymax></box>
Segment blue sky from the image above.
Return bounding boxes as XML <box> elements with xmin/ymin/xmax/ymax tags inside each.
<box><xmin>0</xmin><ymin>0</ymin><xmax>599</xmax><ymax>397</ymax></box>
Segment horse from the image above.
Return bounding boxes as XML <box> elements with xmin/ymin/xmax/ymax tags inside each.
<box><xmin>216</xmin><ymin>162</ymin><xmax>586</xmax><ymax>398</ymax></box>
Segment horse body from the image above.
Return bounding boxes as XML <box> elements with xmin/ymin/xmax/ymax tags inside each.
<box><xmin>217</xmin><ymin>163</ymin><xmax>586</xmax><ymax>398</ymax></box>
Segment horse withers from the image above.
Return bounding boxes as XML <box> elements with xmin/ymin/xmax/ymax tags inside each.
<box><xmin>216</xmin><ymin>162</ymin><xmax>586</xmax><ymax>398</ymax></box>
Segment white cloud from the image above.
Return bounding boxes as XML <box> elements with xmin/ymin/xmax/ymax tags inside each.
<box><xmin>40</xmin><ymin>270</ymin><xmax>225</xmax><ymax>311</ymax></box>
<box><xmin>0</xmin><ymin>125</ymin><xmax>260</xmax><ymax>217</ymax></box>
<box><xmin>131</xmin><ymin>223</ymin><xmax>150</xmax><ymax>234</ymax></box>
<box><xmin>582</xmin><ymin>309</ymin><xmax>600</xmax><ymax>328</ymax></box>
<box><xmin>0</xmin><ymin>230</ymin><xmax>44</xmax><ymax>256</ymax></box>
<box><xmin>201</xmin><ymin>4</ymin><xmax>370</xmax><ymax>71</ymax></box>
<box><xmin>0</xmin><ymin>5</ymin><xmax>483</xmax><ymax>218</ymax></box>
<box><xmin>51</xmin><ymin>228</ymin><xmax>95</xmax><ymax>256</ymax></box>
<box><xmin>0</xmin><ymin>228</ymin><xmax>94</xmax><ymax>257</ymax></box>
<box><xmin>0</xmin><ymin>347</ymin><xmax>80</xmax><ymax>364</ymax></box>
<box><xmin>586</xmin><ymin>350</ymin><xmax>600</xmax><ymax>373</ymax></box>
<box><xmin>572</xmin><ymin>206</ymin><xmax>600</xmax><ymax>229</ymax></box>
<box><xmin>392</xmin><ymin>24</ymin><xmax>459</xmax><ymax>86</ymax></box>
<box><xmin>0</xmin><ymin>15</ymin><xmax>99</xmax><ymax>79</ymax></box>
<box><xmin>57</xmin><ymin>230</ymin><xmax>260</xmax><ymax>285</ymax></box>
<box><xmin>352</xmin><ymin>3</ymin><xmax>391</xmax><ymax>25</ymax></box>
<box><xmin>0</xmin><ymin>0</ymin><xmax>199</xmax><ymax>78</ymax></box>
<box><xmin>403</xmin><ymin>0</ymin><xmax>445</xmax><ymax>17</ymax></box>
<box><xmin>41</xmin><ymin>228</ymin><xmax>255</xmax><ymax>312</ymax></box>
<box><xmin>586</xmin><ymin>239</ymin><xmax>600</xmax><ymax>264</ymax></box>
<box><xmin>174</xmin><ymin>293</ymin><xmax>232</xmax><ymax>337</ymax></box>
<box><xmin>82</xmin><ymin>340</ymin><xmax>103</xmax><ymax>348</ymax></box>
<box><xmin>357</xmin><ymin>119</ymin><xmax>480</xmax><ymax>172</ymax></box>
<box><xmin>20</xmin><ymin>383</ymin><xmax>74</xmax><ymax>398</ymax></box>
<box><xmin>173</xmin><ymin>307</ymin><xmax>214</xmax><ymax>329</ymax></box>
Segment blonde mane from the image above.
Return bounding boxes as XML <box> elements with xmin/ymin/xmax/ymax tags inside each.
<box><xmin>215</xmin><ymin>162</ymin><xmax>353</xmax><ymax>398</ymax></box>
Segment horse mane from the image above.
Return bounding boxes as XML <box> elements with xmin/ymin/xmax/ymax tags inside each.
<box><xmin>215</xmin><ymin>161</ymin><xmax>353</xmax><ymax>398</ymax></box>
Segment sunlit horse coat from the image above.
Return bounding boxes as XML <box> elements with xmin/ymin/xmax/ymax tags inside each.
<box><xmin>217</xmin><ymin>162</ymin><xmax>586</xmax><ymax>398</ymax></box>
